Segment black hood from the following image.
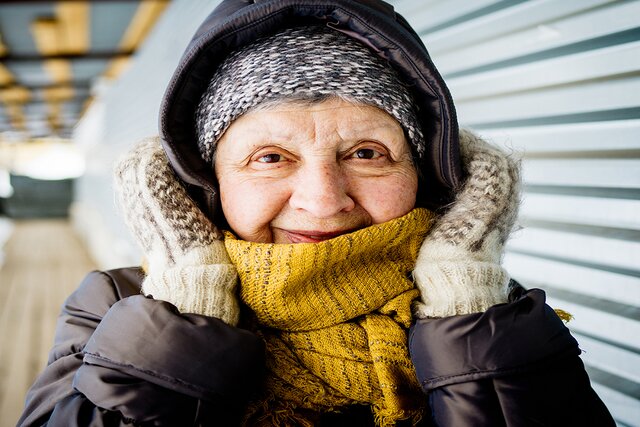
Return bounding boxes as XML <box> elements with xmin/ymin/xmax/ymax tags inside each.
<box><xmin>159</xmin><ymin>0</ymin><xmax>462</xmax><ymax>218</ymax></box>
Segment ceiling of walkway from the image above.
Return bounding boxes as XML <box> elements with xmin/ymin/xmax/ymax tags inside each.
<box><xmin>0</xmin><ymin>0</ymin><xmax>169</xmax><ymax>140</ymax></box>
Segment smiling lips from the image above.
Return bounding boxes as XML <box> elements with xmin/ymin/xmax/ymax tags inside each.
<box><xmin>280</xmin><ymin>228</ymin><xmax>358</xmax><ymax>243</ymax></box>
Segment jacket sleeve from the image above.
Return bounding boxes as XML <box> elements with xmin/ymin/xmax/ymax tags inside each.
<box><xmin>18</xmin><ymin>269</ymin><xmax>265</xmax><ymax>427</ymax></box>
<box><xmin>409</xmin><ymin>287</ymin><xmax>616</xmax><ymax>427</ymax></box>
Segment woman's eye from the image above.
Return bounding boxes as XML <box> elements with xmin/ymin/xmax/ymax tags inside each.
<box><xmin>353</xmin><ymin>148</ymin><xmax>383</xmax><ymax>160</ymax></box>
<box><xmin>257</xmin><ymin>153</ymin><xmax>282</xmax><ymax>163</ymax></box>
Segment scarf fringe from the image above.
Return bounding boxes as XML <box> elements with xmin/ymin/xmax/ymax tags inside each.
<box><xmin>244</xmin><ymin>395</ymin><xmax>327</xmax><ymax>427</ymax></box>
<box><xmin>245</xmin><ymin>397</ymin><xmax>425</xmax><ymax>427</ymax></box>
<box><xmin>554</xmin><ymin>308</ymin><xmax>573</xmax><ymax>323</ymax></box>
<box><xmin>373</xmin><ymin>405</ymin><xmax>424</xmax><ymax>427</ymax></box>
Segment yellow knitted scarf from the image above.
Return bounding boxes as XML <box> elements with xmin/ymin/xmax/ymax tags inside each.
<box><xmin>224</xmin><ymin>208</ymin><xmax>435</xmax><ymax>426</ymax></box>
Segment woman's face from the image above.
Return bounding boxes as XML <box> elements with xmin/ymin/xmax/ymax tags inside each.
<box><xmin>214</xmin><ymin>98</ymin><xmax>419</xmax><ymax>243</ymax></box>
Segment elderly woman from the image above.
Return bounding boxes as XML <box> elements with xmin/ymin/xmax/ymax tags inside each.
<box><xmin>19</xmin><ymin>1</ymin><xmax>614</xmax><ymax>426</ymax></box>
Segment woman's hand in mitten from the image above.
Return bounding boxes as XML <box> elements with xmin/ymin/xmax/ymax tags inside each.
<box><xmin>114</xmin><ymin>137</ymin><xmax>239</xmax><ymax>325</ymax></box>
<box><xmin>413</xmin><ymin>130</ymin><xmax>521</xmax><ymax>318</ymax></box>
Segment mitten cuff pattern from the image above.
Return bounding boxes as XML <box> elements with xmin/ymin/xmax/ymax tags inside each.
<box><xmin>413</xmin><ymin>262</ymin><xmax>510</xmax><ymax>318</ymax></box>
<box><xmin>142</xmin><ymin>260</ymin><xmax>239</xmax><ymax>325</ymax></box>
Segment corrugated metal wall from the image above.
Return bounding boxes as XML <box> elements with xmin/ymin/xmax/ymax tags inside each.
<box><xmin>73</xmin><ymin>0</ymin><xmax>639</xmax><ymax>424</ymax></box>
<box><xmin>387</xmin><ymin>0</ymin><xmax>639</xmax><ymax>425</ymax></box>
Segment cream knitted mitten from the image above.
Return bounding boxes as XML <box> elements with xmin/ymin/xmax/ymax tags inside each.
<box><xmin>413</xmin><ymin>130</ymin><xmax>521</xmax><ymax>318</ymax></box>
<box><xmin>113</xmin><ymin>137</ymin><xmax>239</xmax><ymax>325</ymax></box>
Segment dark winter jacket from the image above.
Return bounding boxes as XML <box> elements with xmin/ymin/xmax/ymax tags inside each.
<box><xmin>18</xmin><ymin>268</ymin><xmax>614</xmax><ymax>426</ymax></box>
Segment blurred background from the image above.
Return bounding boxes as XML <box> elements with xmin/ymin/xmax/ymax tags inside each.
<box><xmin>0</xmin><ymin>0</ymin><xmax>638</xmax><ymax>426</ymax></box>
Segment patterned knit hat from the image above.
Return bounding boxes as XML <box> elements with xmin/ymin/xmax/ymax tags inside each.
<box><xmin>195</xmin><ymin>25</ymin><xmax>425</xmax><ymax>164</ymax></box>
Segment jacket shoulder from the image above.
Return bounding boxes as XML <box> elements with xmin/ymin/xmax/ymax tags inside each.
<box><xmin>63</xmin><ymin>267</ymin><xmax>144</xmax><ymax>318</ymax></box>
<box><xmin>49</xmin><ymin>267</ymin><xmax>143</xmax><ymax>362</ymax></box>
<box><xmin>409</xmin><ymin>288</ymin><xmax>615</xmax><ymax>426</ymax></box>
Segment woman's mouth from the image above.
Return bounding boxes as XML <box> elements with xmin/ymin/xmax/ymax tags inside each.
<box><xmin>279</xmin><ymin>228</ymin><xmax>358</xmax><ymax>243</ymax></box>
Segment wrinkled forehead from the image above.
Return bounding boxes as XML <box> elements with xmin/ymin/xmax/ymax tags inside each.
<box><xmin>214</xmin><ymin>96</ymin><xmax>415</xmax><ymax>164</ymax></box>
<box><xmin>220</xmin><ymin>94</ymin><xmax>412</xmax><ymax>153</ymax></box>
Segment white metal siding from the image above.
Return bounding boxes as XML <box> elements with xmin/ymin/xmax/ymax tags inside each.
<box><xmin>387</xmin><ymin>0</ymin><xmax>640</xmax><ymax>425</ymax></box>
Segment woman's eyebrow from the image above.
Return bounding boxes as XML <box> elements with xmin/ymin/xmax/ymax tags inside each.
<box><xmin>338</xmin><ymin>122</ymin><xmax>405</xmax><ymax>141</ymax></box>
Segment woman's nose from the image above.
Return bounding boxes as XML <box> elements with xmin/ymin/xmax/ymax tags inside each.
<box><xmin>289</xmin><ymin>163</ymin><xmax>355</xmax><ymax>218</ymax></box>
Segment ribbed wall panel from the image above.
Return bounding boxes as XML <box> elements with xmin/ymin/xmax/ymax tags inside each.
<box><xmin>388</xmin><ymin>0</ymin><xmax>640</xmax><ymax>424</ymax></box>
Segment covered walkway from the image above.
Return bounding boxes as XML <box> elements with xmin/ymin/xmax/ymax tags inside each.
<box><xmin>0</xmin><ymin>220</ymin><xmax>96</xmax><ymax>427</ymax></box>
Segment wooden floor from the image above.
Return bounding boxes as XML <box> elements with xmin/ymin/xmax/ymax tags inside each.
<box><xmin>0</xmin><ymin>219</ymin><xmax>96</xmax><ymax>427</ymax></box>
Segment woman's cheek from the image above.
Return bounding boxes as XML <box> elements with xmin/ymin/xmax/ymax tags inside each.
<box><xmin>355</xmin><ymin>174</ymin><xmax>417</xmax><ymax>224</ymax></box>
<box><xmin>220</xmin><ymin>177</ymin><xmax>289</xmax><ymax>241</ymax></box>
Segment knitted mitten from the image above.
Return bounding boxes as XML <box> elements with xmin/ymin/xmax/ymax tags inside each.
<box><xmin>413</xmin><ymin>130</ymin><xmax>521</xmax><ymax>318</ymax></box>
<box><xmin>113</xmin><ymin>137</ymin><xmax>239</xmax><ymax>325</ymax></box>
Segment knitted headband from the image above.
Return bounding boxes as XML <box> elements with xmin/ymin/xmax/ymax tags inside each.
<box><xmin>195</xmin><ymin>25</ymin><xmax>425</xmax><ymax>164</ymax></box>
